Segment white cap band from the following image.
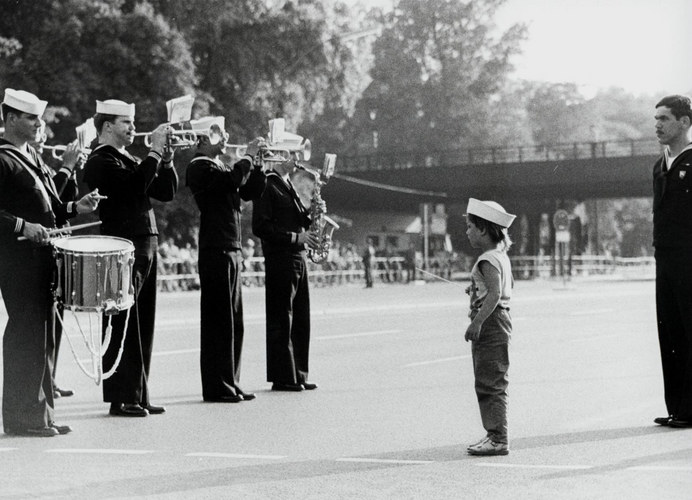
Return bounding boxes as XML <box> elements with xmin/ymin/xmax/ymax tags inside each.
<box><xmin>96</xmin><ymin>99</ymin><xmax>135</xmax><ymax>116</ymax></box>
<box><xmin>3</xmin><ymin>89</ymin><xmax>47</xmax><ymax>116</ymax></box>
<box><xmin>466</xmin><ymin>198</ymin><xmax>516</xmax><ymax>228</ymax></box>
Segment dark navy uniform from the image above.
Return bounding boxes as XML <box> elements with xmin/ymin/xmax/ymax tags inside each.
<box><xmin>84</xmin><ymin>145</ymin><xmax>178</xmax><ymax>406</ymax></box>
<box><xmin>0</xmin><ymin>141</ymin><xmax>78</xmax><ymax>433</ymax></box>
<box><xmin>50</xmin><ymin>161</ymin><xmax>79</xmax><ymax>393</ymax></box>
<box><xmin>252</xmin><ymin>171</ymin><xmax>313</xmax><ymax>385</ymax></box>
<box><xmin>653</xmin><ymin>145</ymin><xmax>692</xmax><ymax>421</ymax></box>
<box><xmin>186</xmin><ymin>154</ymin><xmax>266</xmax><ymax>400</ymax></box>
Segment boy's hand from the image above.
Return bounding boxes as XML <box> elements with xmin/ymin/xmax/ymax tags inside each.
<box><xmin>465</xmin><ymin>323</ymin><xmax>481</xmax><ymax>342</ymax></box>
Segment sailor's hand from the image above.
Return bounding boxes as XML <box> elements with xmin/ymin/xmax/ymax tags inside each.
<box><xmin>23</xmin><ymin>222</ymin><xmax>50</xmax><ymax>245</ymax></box>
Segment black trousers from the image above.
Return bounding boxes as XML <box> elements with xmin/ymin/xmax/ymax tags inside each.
<box><xmin>102</xmin><ymin>235</ymin><xmax>158</xmax><ymax>405</ymax></box>
<box><xmin>264</xmin><ymin>252</ymin><xmax>310</xmax><ymax>384</ymax></box>
<box><xmin>199</xmin><ymin>248</ymin><xmax>245</xmax><ymax>399</ymax></box>
<box><xmin>0</xmin><ymin>247</ymin><xmax>55</xmax><ymax>431</ymax></box>
<box><xmin>655</xmin><ymin>248</ymin><xmax>692</xmax><ymax>419</ymax></box>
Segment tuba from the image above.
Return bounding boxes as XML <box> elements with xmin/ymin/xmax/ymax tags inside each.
<box><xmin>305</xmin><ymin>154</ymin><xmax>339</xmax><ymax>263</ymax></box>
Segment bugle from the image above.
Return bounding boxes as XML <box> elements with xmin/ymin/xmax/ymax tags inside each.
<box><xmin>42</xmin><ymin>144</ymin><xmax>92</xmax><ymax>160</ymax></box>
<box><xmin>134</xmin><ymin>126</ymin><xmax>224</xmax><ymax>149</ymax></box>
<box><xmin>224</xmin><ymin>139</ymin><xmax>311</xmax><ymax>163</ymax></box>
<box><xmin>267</xmin><ymin>138</ymin><xmax>311</xmax><ymax>162</ymax></box>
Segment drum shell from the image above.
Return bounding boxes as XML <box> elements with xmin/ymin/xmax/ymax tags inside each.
<box><xmin>53</xmin><ymin>236</ymin><xmax>135</xmax><ymax>312</ymax></box>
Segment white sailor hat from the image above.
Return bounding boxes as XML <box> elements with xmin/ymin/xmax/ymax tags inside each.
<box><xmin>466</xmin><ymin>198</ymin><xmax>516</xmax><ymax>228</ymax></box>
<box><xmin>3</xmin><ymin>89</ymin><xmax>48</xmax><ymax>116</ymax></box>
<box><xmin>189</xmin><ymin>116</ymin><xmax>225</xmax><ymax>133</ymax></box>
<box><xmin>96</xmin><ymin>99</ymin><xmax>135</xmax><ymax>116</ymax></box>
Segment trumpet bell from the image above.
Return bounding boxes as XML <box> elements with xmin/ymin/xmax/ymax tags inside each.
<box><xmin>267</xmin><ymin>138</ymin><xmax>311</xmax><ymax>162</ymax></box>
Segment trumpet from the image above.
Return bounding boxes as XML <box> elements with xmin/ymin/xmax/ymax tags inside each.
<box><xmin>225</xmin><ymin>138</ymin><xmax>311</xmax><ymax>163</ymax></box>
<box><xmin>133</xmin><ymin>129</ymin><xmax>200</xmax><ymax>149</ymax></box>
<box><xmin>42</xmin><ymin>144</ymin><xmax>92</xmax><ymax>160</ymax></box>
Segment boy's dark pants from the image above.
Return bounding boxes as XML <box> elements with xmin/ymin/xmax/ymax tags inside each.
<box><xmin>472</xmin><ymin>308</ymin><xmax>511</xmax><ymax>444</ymax></box>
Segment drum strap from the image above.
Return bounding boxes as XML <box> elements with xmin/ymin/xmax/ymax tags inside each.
<box><xmin>54</xmin><ymin>302</ymin><xmax>131</xmax><ymax>385</ymax></box>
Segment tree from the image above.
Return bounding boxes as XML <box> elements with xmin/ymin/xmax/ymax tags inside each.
<box><xmin>143</xmin><ymin>0</ymin><xmax>334</xmax><ymax>142</ymax></box>
<box><xmin>351</xmin><ymin>0</ymin><xmax>527</xmax><ymax>153</ymax></box>
<box><xmin>0</xmin><ymin>0</ymin><xmax>197</xmax><ymax>142</ymax></box>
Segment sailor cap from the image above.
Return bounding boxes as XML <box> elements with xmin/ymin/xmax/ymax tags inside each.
<box><xmin>3</xmin><ymin>89</ymin><xmax>48</xmax><ymax>116</ymax></box>
<box><xmin>466</xmin><ymin>198</ymin><xmax>516</xmax><ymax>228</ymax></box>
<box><xmin>96</xmin><ymin>99</ymin><xmax>135</xmax><ymax>116</ymax></box>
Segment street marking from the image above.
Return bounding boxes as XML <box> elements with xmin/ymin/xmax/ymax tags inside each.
<box><xmin>153</xmin><ymin>348</ymin><xmax>199</xmax><ymax>356</ymax></box>
<box><xmin>186</xmin><ymin>452</ymin><xmax>285</xmax><ymax>459</ymax></box>
<box><xmin>475</xmin><ymin>463</ymin><xmax>592</xmax><ymax>470</ymax></box>
<box><xmin>0</xmin><ymin>448</ymin><xmax>17</xmax><ymax>452</ymax></box>
<box><xmin>45</xmin><ymin>449</ymin><xmax>154</xmax><ymax>455</ymax></box>
<box><xmin>336</xmin><ymin>457</ymin><xmax>433</xmax><ymax>465</ymax></box>
<box><xmin>404</xmin><ymin>355</ymin><xmax>472</xmax><ymax>367</ymax></box>
<box><xmin>569</xmin><ymin>308</ymin><xmax>614</xmax><ymax>316</ymax></box>
<box><xmin>628</xmin><ymin>465</ymin><xmax>692</xmax><ymax>472</ymax></box>
<box><xmin>569</xmin><ymin>333</ymin><xmax>621</xmax><ymax>343</ymax></box>
<box><xmin>316</xmin><ymin>330</ymin><xmax>400</xmax><ymax>341</ymax></box>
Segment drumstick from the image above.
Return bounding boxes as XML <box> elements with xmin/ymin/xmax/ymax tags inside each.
<box><xmin>17</xmin><ymin>221</ymin><xmax>103</xmax><ymax>241</ymax></box>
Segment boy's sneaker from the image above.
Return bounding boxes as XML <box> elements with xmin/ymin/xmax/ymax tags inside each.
<box><xmin>467</xmin><ymin>437</ymin><xmax>509</xmax><ymax>456</ymax></box>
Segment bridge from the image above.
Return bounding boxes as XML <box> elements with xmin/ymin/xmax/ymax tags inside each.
<box><xmin>324</xmin><ymin>138</ymin><xmax>661</xmax><ymax>212</ymax></box>
<box><xmin>321</xmin><ymin>138</ymin><xmax>661</xmax><ymax>256</ymax></box>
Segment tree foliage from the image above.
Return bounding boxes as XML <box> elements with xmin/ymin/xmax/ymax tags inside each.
<box><xmin>349</xmin><ymin>0</ymin><xmax>527</xmax><ymax>153</ymax></box>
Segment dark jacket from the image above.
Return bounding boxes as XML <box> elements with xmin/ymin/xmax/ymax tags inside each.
<box><xmin>653</xmin><ymin>146</ymin><xmax>692</xmax><ymax>248</ymax></box>
<box><xmin>252</xmin><ymin>170</ymin><xmax>311</xmax><ymax>257</ymax></box>
<box><xmin>186</xmin><ymin>155</ymin><xmax>266</xmax><ymax>250</ymax></box>
<box><xmin>84</xmin><ymin>144</ymin><xmax>178</xmax><ymax>239</ymax></box>
<box><xmin>0</xmin><ymin>141</ymin><xmax>75</xmax><ymax>254</ymax></box>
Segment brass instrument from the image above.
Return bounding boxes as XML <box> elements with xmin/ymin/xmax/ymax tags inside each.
<box><xmin>133</xmin><ymin>129</ymin><xmax>200</xmax><ymax>149</ymax></box>
<box><xmin>305</xmin><ymin>154</ymin><xmax>339</xmax><ymax>263</ymax></box>
<box><xmin>41</xmin><ymin>143</ymin><xmax>92</xmax><ymax>160</ymax></box>
<box><xmin>225</xmin><ymin>118</ymin><xmax>311</xmax><ymax>165</ymax></box>
<box><xmin>225</xmin><ymin>139</ymin><xmax>311</xmax><ymax>163</ymax></box>
<box><xmin>43</xmin><ymin>144</ymin><xmax>68</xmax><ymax>159</ymax></box>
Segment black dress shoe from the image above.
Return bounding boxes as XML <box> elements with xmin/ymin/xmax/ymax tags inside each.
<box><xmin>654</xmin><ymin>416</ymin><xmax>673</xmax><ymax>426</ymax></box>
<box><xmin>236</xmin><ymin>389</ymin><xmax>256</xmax><ymax>401</ymax></box>
<box><xmin>302</xmin><ymin>382</ymin><xmax>318</xmax><ymax>390</ymax></box>
<box><xmin>271</xmin><ymin>383</ymin><xmax>304</xmax><ymax>392</ymax></box>
<box><xmin>142</xmin><ymin>404</ymin><xmax>166</xmax><ymax>414</ymax></box>
<box><xmin>109</xmin><ymin>403</ymin><xmax>148</xmax><ymax>417</ymax></box>
<box><xmin>669</xmin><ymin>418</ymin><xmax>692</xmax><ymax>428</ymax></box>
<box><xmin>6</xmin><ymin>426</ymin><xmax>59</xmax><ymax>437</ymax></box>
<box><xmin>54</xmin><ymin>387</ymin><xmax>74</xmax><ymax>398</ymax></box>
<box><xmin>51</xmin><ymin>423</ymin><xmax>73</xmax><ymax>435</ymax></box>
<box><xmin>204</xmin><ymin>394</ymin><xmax>244</xmax><ymax>403</ymax></box>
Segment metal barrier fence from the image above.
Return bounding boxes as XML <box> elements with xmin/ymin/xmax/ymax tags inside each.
<box><xmin>156</xmin><ymin>254</ymin><xmax>655</xmax><ymax>290</ymax></box>
<box><xmin>511</xmin><ymin>255</ymin><xmax>655</xmax><ymax>280</ymax></box>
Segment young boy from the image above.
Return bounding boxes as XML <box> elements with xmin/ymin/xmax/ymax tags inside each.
<box><xmin>464</xmin><ymin>198</ymin><xmax>515</xmax><ymax>456</ymax></box>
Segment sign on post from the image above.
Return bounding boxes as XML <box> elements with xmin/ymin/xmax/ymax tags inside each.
<box><xmin>552</xmin><ymin>209</ymin><xmax>570</xmax><ymax>281</ymax></box>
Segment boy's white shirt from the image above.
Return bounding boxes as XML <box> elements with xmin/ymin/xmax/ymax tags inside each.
<box><xmin>470</xmin><ymin>248</ymin><xmax>512</xmax><ymax>312</ymax></box>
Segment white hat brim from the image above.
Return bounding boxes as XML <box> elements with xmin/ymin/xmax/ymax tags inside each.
<box><xmin>466</xmin><ymin>198</ymin><xmax>516</xmax><ymax>228</ymax></box>
<box><xmin>3</xmin><ymin>89</ymin><xmax>47</xmax><ymax>116</ymax></box>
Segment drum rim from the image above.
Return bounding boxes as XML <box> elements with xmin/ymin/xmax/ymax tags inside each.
<box><xmin>52</xmin><ymin>235</ymin><xmax>135</xmax><ymax>252</ymax></box>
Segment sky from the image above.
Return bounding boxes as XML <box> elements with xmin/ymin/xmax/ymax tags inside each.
<box><xmin>494</xmin><ymin>0</ymin><xmax>691</xmax><ymax>96</ymax></box>
<box><xmin>346</xmin><ymin>0</ymin><xmax>691</xmax><ymax>97</ymax></box>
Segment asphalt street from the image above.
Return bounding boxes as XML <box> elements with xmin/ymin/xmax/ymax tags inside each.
<box><xmin>0</xmin><ymin>278</ymin><xmax>691</xmax><ymax>499</ymax></box>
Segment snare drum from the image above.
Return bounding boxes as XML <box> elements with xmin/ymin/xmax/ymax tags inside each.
<box><xmin>52</xmin><ymin>235</ymin><xmax>135</xmax><ymax>313</ymax></box>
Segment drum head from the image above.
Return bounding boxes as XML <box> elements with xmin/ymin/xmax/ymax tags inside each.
<box><xmin>52</xmin><ymin>235</ymin><xmax>135</xmax><ymax>253</ymax></box>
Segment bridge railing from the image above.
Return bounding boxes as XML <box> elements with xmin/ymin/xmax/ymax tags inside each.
<box><xmin>339</xmin><ymin>138</ymin><xmax>662</xmax><ymax>172</ymax></box>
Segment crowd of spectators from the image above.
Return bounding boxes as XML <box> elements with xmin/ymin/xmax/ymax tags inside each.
<box><xmin>156</xmin><ymin>237</ymin><xmax>460</xmax><ymax>291</ymax></box>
